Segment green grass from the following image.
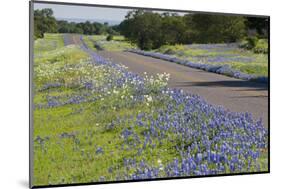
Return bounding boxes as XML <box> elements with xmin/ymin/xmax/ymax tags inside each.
<box><xmin>87</xmin><ymin>35</ymin><xmax>136</xmax><ymax>51</ymax></box>
<box><xmin>33</xmin><ymin>34</ymin><xmax>172</xmax><ymax>185</ymax></box>
<box><xmin>33</xmin><ymin>93</ymin><xmax>179</xmax><ymax>184</ymax></box>
<box><xmin>155</xmin><ymin>44</ymin><xmax>268</xmax><ymax>77</ymax></box>
<box><xmin>81</xmin><ymin>35</ymin><xmax>96</xmax><ymax>51</ymax></box>
<box><xmin>34</xmin><ymin>33</ymin><xmax>64</xmax><ymax>55</ymax></box>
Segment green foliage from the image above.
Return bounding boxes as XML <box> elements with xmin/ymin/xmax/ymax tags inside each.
<box><xmin>253</xmin><ymin>39</ymin><xmax>268</xmax><ymax>54</ymax></box>
<box><xmin>106</xmin><ymin>34</ymin><xmax>113</xmax><ymax>41</ymax></box>
<box><xmin>57</xmin><ymin>21</ymin><xmax>83</xmax><ymax>34</ymax></box>
<box><xmin>191</xmin><ymin>14</ymin><xmax>246</xmax><ymax>43</ymax></box>
<box><xmin>120</xmin><ymin>10</ymin><xmax>163</xmax><ymax>50</ymax></box>
<box><xmin>159</xmin><ymin>13</ymin><xmax>186</xmax><ymax>45</ymax></box>
<box><xmin>34</xmin><ymin>8</ymin><xmax>119</xmax><ymax>38</ymax></box>
<box><xmin>57</xmin><ymin>20</ymin><xmax>119</xmax><ymax>36</ymax></box>
<box><xmin>34</xmin><ymin>8</ymin><xmax>268</xmax><ymax>51</ymax></box>
<box><xmin>34</xmin><ymin>9</ymin><xmax>58</xmax><ymax>39</ymax></box>
<box><xmin>245</xmin><ymin>17</ymin><xmax>269</xmax><ymax>37</ymax></box>
<box><xmin>247</xmin><ymin>36</ymin><xmax>259</xmax><ymax>49</ymax></box>
<box><xmin>239</xmin><ymin>37</ymin><xmax>268</xmax><ymax>54</ymax></box>
<box><xmin>120</xmin><ymin>11</ymin><xmax>247</xmax><ymax>50</ymax></box>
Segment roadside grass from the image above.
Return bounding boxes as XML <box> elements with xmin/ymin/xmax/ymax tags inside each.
<box><xmin>34</xmin><ymin>34</ymin><xmax>172</xmax><ymax>185</ymax></box>
<box><xmin>87</xmin><ymin>35</ymin><xmax>136</xmax><ymax>51</ymax></box>
<box><xmin>254</xmin><ymin>39</ymin><xmax>268</xmax><ymax>54</ymax></box>
<box><xmin>34</xmin><ymin>33</ymin><xmax>64</xmax><ymax>55</ymax></box>
<box><xmin>155</xmin><ymin>44</ymin><xmax>268</xmax><ymax>77</ymax></box>
<box><xmin>34</xmin><ymin>93</ymin><xmax>179</xmax><ymax>184</ymax></box>
<box><xmin>34</xmin><ymin>45</ymin><xmax>89</xmax><ymax>90</ymax></box>
<box><xmin>82</xmin><ymin>35</ymin><xmax>97</xmax><ymax>51</ymax></box>
<box><xmin>33</xmin><ymin>34</ymin><xmax>268</xmax><ymax>186</ymax></box>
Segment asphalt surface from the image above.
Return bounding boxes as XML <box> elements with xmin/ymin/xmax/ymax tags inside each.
<box><xmin>64</xmin><ymin>34</ymin><xmax>269</xmax><ymax>127</ymax></box>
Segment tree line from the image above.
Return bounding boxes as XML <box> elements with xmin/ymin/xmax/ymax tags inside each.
<box><xmin>119</xmin><ymin>10</ymin><xmax>268</xmax><ymax>50</ymax></box>
<box><xmin>34</xmin><ymin>8</ymin><xmax>268</xmax><ymax>51</ymax></box>
<box><xmin>34</xmin><ymin>8</ymin><xmax>119</xmax><ymax>39</ymax></box>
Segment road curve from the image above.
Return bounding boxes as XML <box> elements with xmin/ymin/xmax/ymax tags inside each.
<box><xmin>63</xmin><ymin>34</ymin><xmax>269</xmax><ymax>128</ymax></box>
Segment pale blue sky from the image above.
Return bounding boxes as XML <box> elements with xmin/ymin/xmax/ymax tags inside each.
<box><xmin>34</xmin><ymin>2</ymin><xmax>186</xmax><ymax>25</ymax></box>
<box><xmin>34</xmin><ymin>3</ymin><xmax>131</xmax><ymax>24</ymax></box>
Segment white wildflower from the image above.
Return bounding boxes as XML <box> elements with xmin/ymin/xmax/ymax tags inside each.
<box><xmin>147</xmin><ymin>96</ymin><xmax>152</xmax><ymax>102</ymax></box>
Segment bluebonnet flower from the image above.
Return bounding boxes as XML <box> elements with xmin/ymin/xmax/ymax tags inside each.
<box><xmin>95</xmin><ymin>147</ymin><xmax>104</xmax><ymax>155</ymax></box>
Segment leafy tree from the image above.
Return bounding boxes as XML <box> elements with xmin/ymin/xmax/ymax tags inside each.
<box><xmin>245</xmin><ymin>17</ymin><xmax>269</xmax><ymax>37</ymax></box>
<box><xmin>120</xmin><ymin>10</ymin><xmax>163</xmax><ymax>50</ymax></box>
<box><xmin>35</xmin><ymin>8</ymin><xmax>119</xmax><ymax>37</ymax></box>
<box><xmin>191</xmin><ymin>14</ymin><xmax>246</xmax><ymax>43</ymax></box>
<box><xmin>34</xmin><ymin>9</ymin><xmax>58</xmax><ymax>38</ymax></box>
<box><xmin>120</xmin><ymin>11</ymin><xmax>249</xmax><ymax>49</ymax></box>
<box><xmin>160</xmin><ymin>13</ymin><xmax>186</xmax><ymax>45</ymax></box>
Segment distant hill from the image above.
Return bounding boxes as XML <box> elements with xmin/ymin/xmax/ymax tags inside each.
<box><xmin>57</xmin><ymin>17</ymin><xmax>121</xmax><ymax>26</ymax></box>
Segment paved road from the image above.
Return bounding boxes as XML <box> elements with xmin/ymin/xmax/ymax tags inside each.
<box><xmin>64</xmin><ymin>34</ymin><xmax>269</xmax><ymax>127</ymax></box>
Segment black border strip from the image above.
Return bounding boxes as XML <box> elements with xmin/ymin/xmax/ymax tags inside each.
<box><xmin>29</xmin><ymin>0</ymin><xmax>270</xmax><ymax>188</ymax></box>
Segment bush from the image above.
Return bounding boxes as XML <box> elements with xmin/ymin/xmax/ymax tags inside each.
<box><xmin>106</xmin><ymin>35</ymin><xmax>113</xmax><ymax>41</ymax></box>
<box><xmin>254</xmin><ymin>39</ymin><xmax>268</xmax><ymax>54</ymax></box>
<box><xmin>239</xmin><ymin>39</ymin><xmax>248</xmax><ymax>48</ymax></box>
<box><xmin>239</xmin><ymin>37</ymin><xmax>268</xmax><ymax>54</ymax></box>
<box><xmin>246</xmin><ymin>36</ymin><xmax>259</xmax><ymax>49</ymax></box>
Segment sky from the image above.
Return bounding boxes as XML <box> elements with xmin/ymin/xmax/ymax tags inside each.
<box><xmin>34</xmin><ymin>3</ymin><xmax>131</xmax><ymax>25</ymax></box>
<box><xmin>34</xmin><ymin>2</ymin><xmax>187</xmax><ymax>25</ymax></box>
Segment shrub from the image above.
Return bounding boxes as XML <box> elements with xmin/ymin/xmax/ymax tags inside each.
<box><xmin>239</xmin><ymin>39</ymin><xmax>249</xmax><ymax>49</ymax></box>
<box><xmin>106</xmin><ymin>34</ymin><xmax>113</xmax><ymax>41</ymax></box>
<box><xmin>239</xmin><ymin>37</ymin><xmax>268</xmax><ymax>54</ymax></box>
<box><xmin>254</xmin><ymin>39</ymin><xmax>268</xmax><ymax>54</ymax></box>
<box><xmin>246</xmin><ymin>36</ymin><xmax>259</xmax><ymax>49</ymax></box>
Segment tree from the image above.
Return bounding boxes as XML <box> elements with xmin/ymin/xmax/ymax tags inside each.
<box><xmin>120</xmin><ymin>10</ymin><xmax>163</xmax><ymax>50</ymax></box>
<box><xmin>160</xmin><ymin>13</ymin><xmax>186</xmax><ymax>45</ymax></box>
<box><xmin>34</xmin><ymin>9</ymin><xmax>58</xmax><ymax>38</ymax></box>
<box><xmin>120</xmin><ymin>11</ymin><xmax>247</xmax><ymax>49</ymax></box>
<box><xmin>245</xmin><ymin>17</ymin><xmax>268</xmax><ymax>37</ymax></box>
<box><xmin>34</xmin><ymin>8</ymin><xmax>120</xmax><ymax>37</ymax></box>
<box><xmin>191</xmin><ymin>14</ymin><xmax>246</xmax><ymax>43</ymax></box>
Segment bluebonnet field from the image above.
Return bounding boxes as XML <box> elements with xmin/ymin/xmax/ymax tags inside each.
<box><xmin>129</xmin><ymin>43</ymin><xmax>268</xmax><ymax>83</ymax></box>
<box><xmin>33</xmin><ymin>34</ymin><xmax>268</xmax><ymax>186</ymax></box>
